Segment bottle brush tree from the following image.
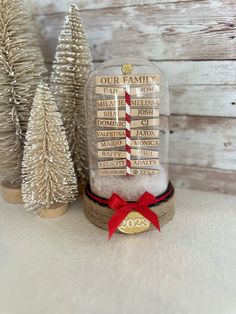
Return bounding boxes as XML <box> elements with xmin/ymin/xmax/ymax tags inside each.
<box><xmin>22</xmin><ymin>83</ymin><xmax>78</xmax><ymax>213</ymax></box>
<box><xmin>0</xmin><ymin>0</ymin><xmax>45</xmax><ymax>185</ymax></box>
<box><xmin>51</xmin><ymin>4</ymin><xmax>93</xmax><ymax>184</ymax></box>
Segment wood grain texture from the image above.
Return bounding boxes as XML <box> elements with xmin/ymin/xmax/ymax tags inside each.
<box><xmin>84</xmin><ymin>60</ymin><xmax>236</xmax><ymax>86</ymax></box>
<box><xmin>70</xmin><ymin>60</ymin><xmax>236</xmax><ymax>117</ymax></box>
<box><xmin>33</xmin><ymin>1</ymin><xmax>236</xmax><ymax>61</ymax></box>
<box><xmin>1</xmin><ymin>181</ymin><xmax>23</xmax><ymax>204</ymax></box>
<box><xmin>39</xmin><ymin>203</ymin><xmax>68</xmax><ymax>218</ymax></box>
<box><xmin>170</xmin><ymin>115</ymin><xmax>236</xmax><ymax>170</ymax></box>
<box><xmin>28</xmin><ymin>0</ymin><xmax>236</xmax><ymax>193</ymax></box>
<box><xmin>93</xmin><ymin>61</ymin><xmax>236</xmax><ymax>117</ymax></box>
<box><xmin>169</xmin><ymin>164</ymin><xmax>236</xmax><ymax>194</ymax></box>
<box><xmin>156</xmin><ymin>61</ymin><xmax>236</xmax><ymax>86</ymax></box>
<box><xmin>170</xmin><ymin>85</ymin><xmax>236</xmax><ymax>117</ymax></box>
<box><xmin>28</xmin><ymin>0</ymin><xmax>196</xmax><ymax>14</ymax></box>
<box><xmin>159</xmin><ymin>61</ymin><xmax>236</xmax><ymax>117</ymax></box>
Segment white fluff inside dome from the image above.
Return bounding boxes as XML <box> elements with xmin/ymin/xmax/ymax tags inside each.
<box><xmin>90</xmin><ymin>163</ymin><xmax>169</xmax><ymax>200</ymax></box>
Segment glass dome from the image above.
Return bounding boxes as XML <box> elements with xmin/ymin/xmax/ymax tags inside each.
<box><xmin>84</xmin><ymin>57</ymin><xmax>170</xmax><ymax>201</ymax></box>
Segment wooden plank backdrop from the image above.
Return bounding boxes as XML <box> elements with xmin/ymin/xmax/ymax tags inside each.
<box><xmin>28</xmin><ymin>0</ymin><xmax>236</xmax><ymax>194</ymax></box>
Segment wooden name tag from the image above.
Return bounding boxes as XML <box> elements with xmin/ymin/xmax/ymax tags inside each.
<box><xmin>96</xmin><ymin>74</ymin><xmax>160</xmax><ymax>85</ymax></box>
<box><xmin>98</xmin><ymin>159</ymin><xmax>159</xmax><ymax>169</ymax></box>
<box><xmin>97</xmin><ymin>118</ymin><xmax>159</xmax><ymax>129</ymax></box>
<box><xmin>95</xmin><ymin>69</ymin><xmax>161</xmax><ymax>177</ymax></box>
<box><xmin>131</xmin><ymin>149</ymin><xmax>159</xmax><ymax>158</ymax></box>
<box><xmin>96</xmin><ymin>129</ymin><xmax>159</xmax><ymax>138</ymax></box>
<box><xmin>97</xmin><ymin>139</ymin><xmax>159</xmax><ymax>149</ymax></box>
<box><xmin>98</xmin><ymin>169</ymin><xmax>159</xmax><ymax>176</ymax></box>
<box><xmin>98</xmin><ymin>168</ymin><xmax>159</xmax><ymax>176</ymax></box>
<box><xmin>131</xmin><ymin>118</ymin><xmax>159</xmax><ymax>128</ymax></box>
<box><xmin>96</xmin><ymin>98</ymin><xmax>159</xmax><ymax>109</ymax></box>
<box><xmin>97</xmin><ymin>150</ymin><xmax>158</xmax><ymax>158</ymax></box>
<box><xmin>97</xmin><ymin>151</ymin><xmax>126</xmax><ymax>158</ymax></box>
<box><xmin>97</xmin><ymin>109</ymin><xmax>159</xmax><ymax>118</ymax></box>
<box><xmin>95</xmin><ymin>85</ymin><xmax>159</xmax><ymax>96</ymax></box>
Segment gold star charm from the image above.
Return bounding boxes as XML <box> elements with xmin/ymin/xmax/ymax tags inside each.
<box><xmin>121</xmin><ymin>63</ymin><xmax>133</xmax><ymax>75</ymax></box>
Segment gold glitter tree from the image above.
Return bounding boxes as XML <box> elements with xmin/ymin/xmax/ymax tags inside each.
<box><xmin>51</xmin><ymin>4</ymin><xmax>93</xmax><ymax>184</ymax></box>
<box><xmin>22</xmin><ymin>83</ymin><xmax>78</xmax><ymax>213</ymax></box>
<box><xmin>0</xmin><ymin>0</ymin><xmax>45</xmax><ymax>184</ymax></box>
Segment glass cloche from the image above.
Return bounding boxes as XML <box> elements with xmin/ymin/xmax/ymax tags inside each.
<box><xmin>84</xmin><ymin>58</ymin><xmax>170</xmax><ymax>201</ymax></box>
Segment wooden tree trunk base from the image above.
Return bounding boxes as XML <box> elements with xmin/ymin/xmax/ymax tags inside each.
<box><xmin>39</xmin><ymin>203</ymin><xmax>68</xmax><ymax>218</ymax></box>
<box><xmin>78</xmin><ymin>182</ymin><xmax>84</xmax><ymax>196</ymax></box>
<box><xmin>1</xmin><ymin>181</ymin><xmax>23</xmax><ymax>204</ymax></box>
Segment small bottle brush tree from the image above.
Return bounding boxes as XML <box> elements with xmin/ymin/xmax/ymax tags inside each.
<box><xmin>22</xmin><ymin>83</ymin><xmax>78</xmax><ymax>216</ymax></box>
<box><xmin>51</xmin><ymin>4</ymin><xmax>93</xmax><ymax>185</ymax></box>
<box><xmin>0</xmin><ymin>0</ymin><xmax>45</xmax><ymax>202</ymax></box>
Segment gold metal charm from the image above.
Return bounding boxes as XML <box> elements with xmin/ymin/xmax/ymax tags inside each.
<box><xmin>118</xmin><ymin>211</ymin><xmax>151</xmax><ymax>234</ymax></box>
<box><xmin>121</xmin><ymin>63</ymin><xmax>133</xmax><ymax>75</ymax></box>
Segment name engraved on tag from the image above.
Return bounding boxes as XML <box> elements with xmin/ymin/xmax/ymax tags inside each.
<box><xmin>132</xmin><ymin>130</ymin><xmax>159</xmax><ymax>138</ymax></box>
<box><xmin>132</xmin><ymin>139</ymin><xmax>159</xmax><ymax>147</ymax></box>
<box><xmin>98</xmin><ymin>159</ymin><xmax>126</xmax><ymax>168</ymax></box>
<box><xmin>97</xmin><ymin>130</ymin><xmax>126</xmax><ymax>138</ymax></box>
<box><xmin>97</xmin><ymin>119</ymin><xmax>126</xmax><ymax>128</ymax></box>
<box><xmin>97</xmin><ymin>151</ymin><xmax>126</xmax><ymax>158</ymax></box>
<box><xmin>98</xmin><ymin>169</ymin><xmax>126</xmax><ymax>176</ymax></box>
<box><xmin>131</xmin><ymin>169</ymin><xmax>159</xmax><ymax>175</ymax></box>
<box><xmin>131</xmin><ymin>118</ymin><xmax>159</xmax><ymax>128</ymax></box>
<box><xmin>97</xmin><ymin>139</ymin><xmax>126</xmax><ymax>149</ymax></box>
<box><xmin>131</xmin><ymin>159</ymin><xmax>159</xmax><ymax>167</ymax></box>
<box><xmin>132</xmin><ymin>149</ymin><xmax>159</xmax><ymax>158</ymax></box>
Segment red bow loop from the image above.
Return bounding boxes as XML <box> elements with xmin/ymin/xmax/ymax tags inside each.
<box><xmin>138</xmin><ymin>191</ymin><xmax>157</xmax><ymax>207</ymax></box>
<box><xmin>108</xmin><ymin>193</ymin><xmax>126</xmax><ymax>210</ymax></box>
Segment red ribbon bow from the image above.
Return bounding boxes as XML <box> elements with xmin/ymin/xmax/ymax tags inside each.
<box><xmin>108</xmin><ymin>192</ymin><xmax>160</xmax><ymax>239</ymax></box>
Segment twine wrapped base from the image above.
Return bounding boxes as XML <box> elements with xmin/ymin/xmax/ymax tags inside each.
<box><xmin>1</xmin><ymin>181</ymin><xmax>23</xmax><ymax>204</ymax></box>
<box><xmin>39</xmin><ymin>203</ymin><xmax>68</xmax><ymax>218</ymax></box>
<box><xmin>84</xmin><ymin>189</ymin><xmax>175</xmax><ymax>233</ymax></box>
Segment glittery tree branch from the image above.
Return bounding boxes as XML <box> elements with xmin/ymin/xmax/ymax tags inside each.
<box><xmin>0</xmin><ymin>0</ymin><xmax>46</xmax><ymax>181</ymax></box>
<box><xmin>51</xmin><ymin>4</ymin><xmax>93</xmax><ymax>183</ymax></box>
<box><xmin>22</xmin><ymin>83</ymin><xmax>78</xmax><ymax>212</ymax></box>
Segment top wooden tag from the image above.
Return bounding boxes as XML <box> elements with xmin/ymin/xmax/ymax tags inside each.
<box><xmin>96</xmin><ymin>75</ymin><xmax>160</xmax><ymax>86</ymax></box>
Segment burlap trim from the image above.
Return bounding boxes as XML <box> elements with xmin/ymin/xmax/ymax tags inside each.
<box><xmin>84</xmin><ymin>191</ymin><xmax>175</xmax><ymax>233</ymax></box>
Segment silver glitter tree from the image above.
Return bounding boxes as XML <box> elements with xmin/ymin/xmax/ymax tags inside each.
<box><xmin>51</xmin><ymin>4</ymin><xmax>93</xmax><ymax>184</ymax></box>
<box><xmin>0</xmin><ymin>0</ymin><xmax>45</xmax><ymax>182</ymax></box>
<box><xmin>22</xmin><ymin>83</ymin><xmax>78</xmax><ymax>212</ymax></box>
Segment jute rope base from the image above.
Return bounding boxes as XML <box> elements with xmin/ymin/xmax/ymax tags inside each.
<box><xmin>39</xmin><ymin>203</ymin><xmax>68</xmax><ymax>218</ymax></box>
<box><xmin>84</xmin><ymin>192</ymin><xmax>175</xmax><ymax>233</ymax></box>
<box><xmin>1</xmin><ymin>181</ymin><xmax>23</xmax><ymax>204</ymax></box>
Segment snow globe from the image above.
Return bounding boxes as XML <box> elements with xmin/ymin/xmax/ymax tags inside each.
<box><xmin>84</xmin><ymin>58</ymin><xmax>175</xmax><ymax>238</ymax></box>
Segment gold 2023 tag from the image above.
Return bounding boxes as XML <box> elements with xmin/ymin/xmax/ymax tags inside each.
<box><xmin>118</xmin><ymin>211</ymin><xmax>150</xmax><ymax>234</ymax></box>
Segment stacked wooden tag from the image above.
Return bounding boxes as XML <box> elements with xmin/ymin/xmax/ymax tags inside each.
<box><xmin>95</xmin><ymin>68</ymin><xmax>161</xmax><ymax>177</ymax></box>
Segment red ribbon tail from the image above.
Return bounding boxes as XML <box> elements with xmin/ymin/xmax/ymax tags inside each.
<box><xmin>108</xmin><ymin>210</ymin><xmax>129</xmax><ymax>239</ymax></box>
<box><xmin>138</xmin><ymin>207</ymin><xmax>161</xmax><ymax>232</ymax></box>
